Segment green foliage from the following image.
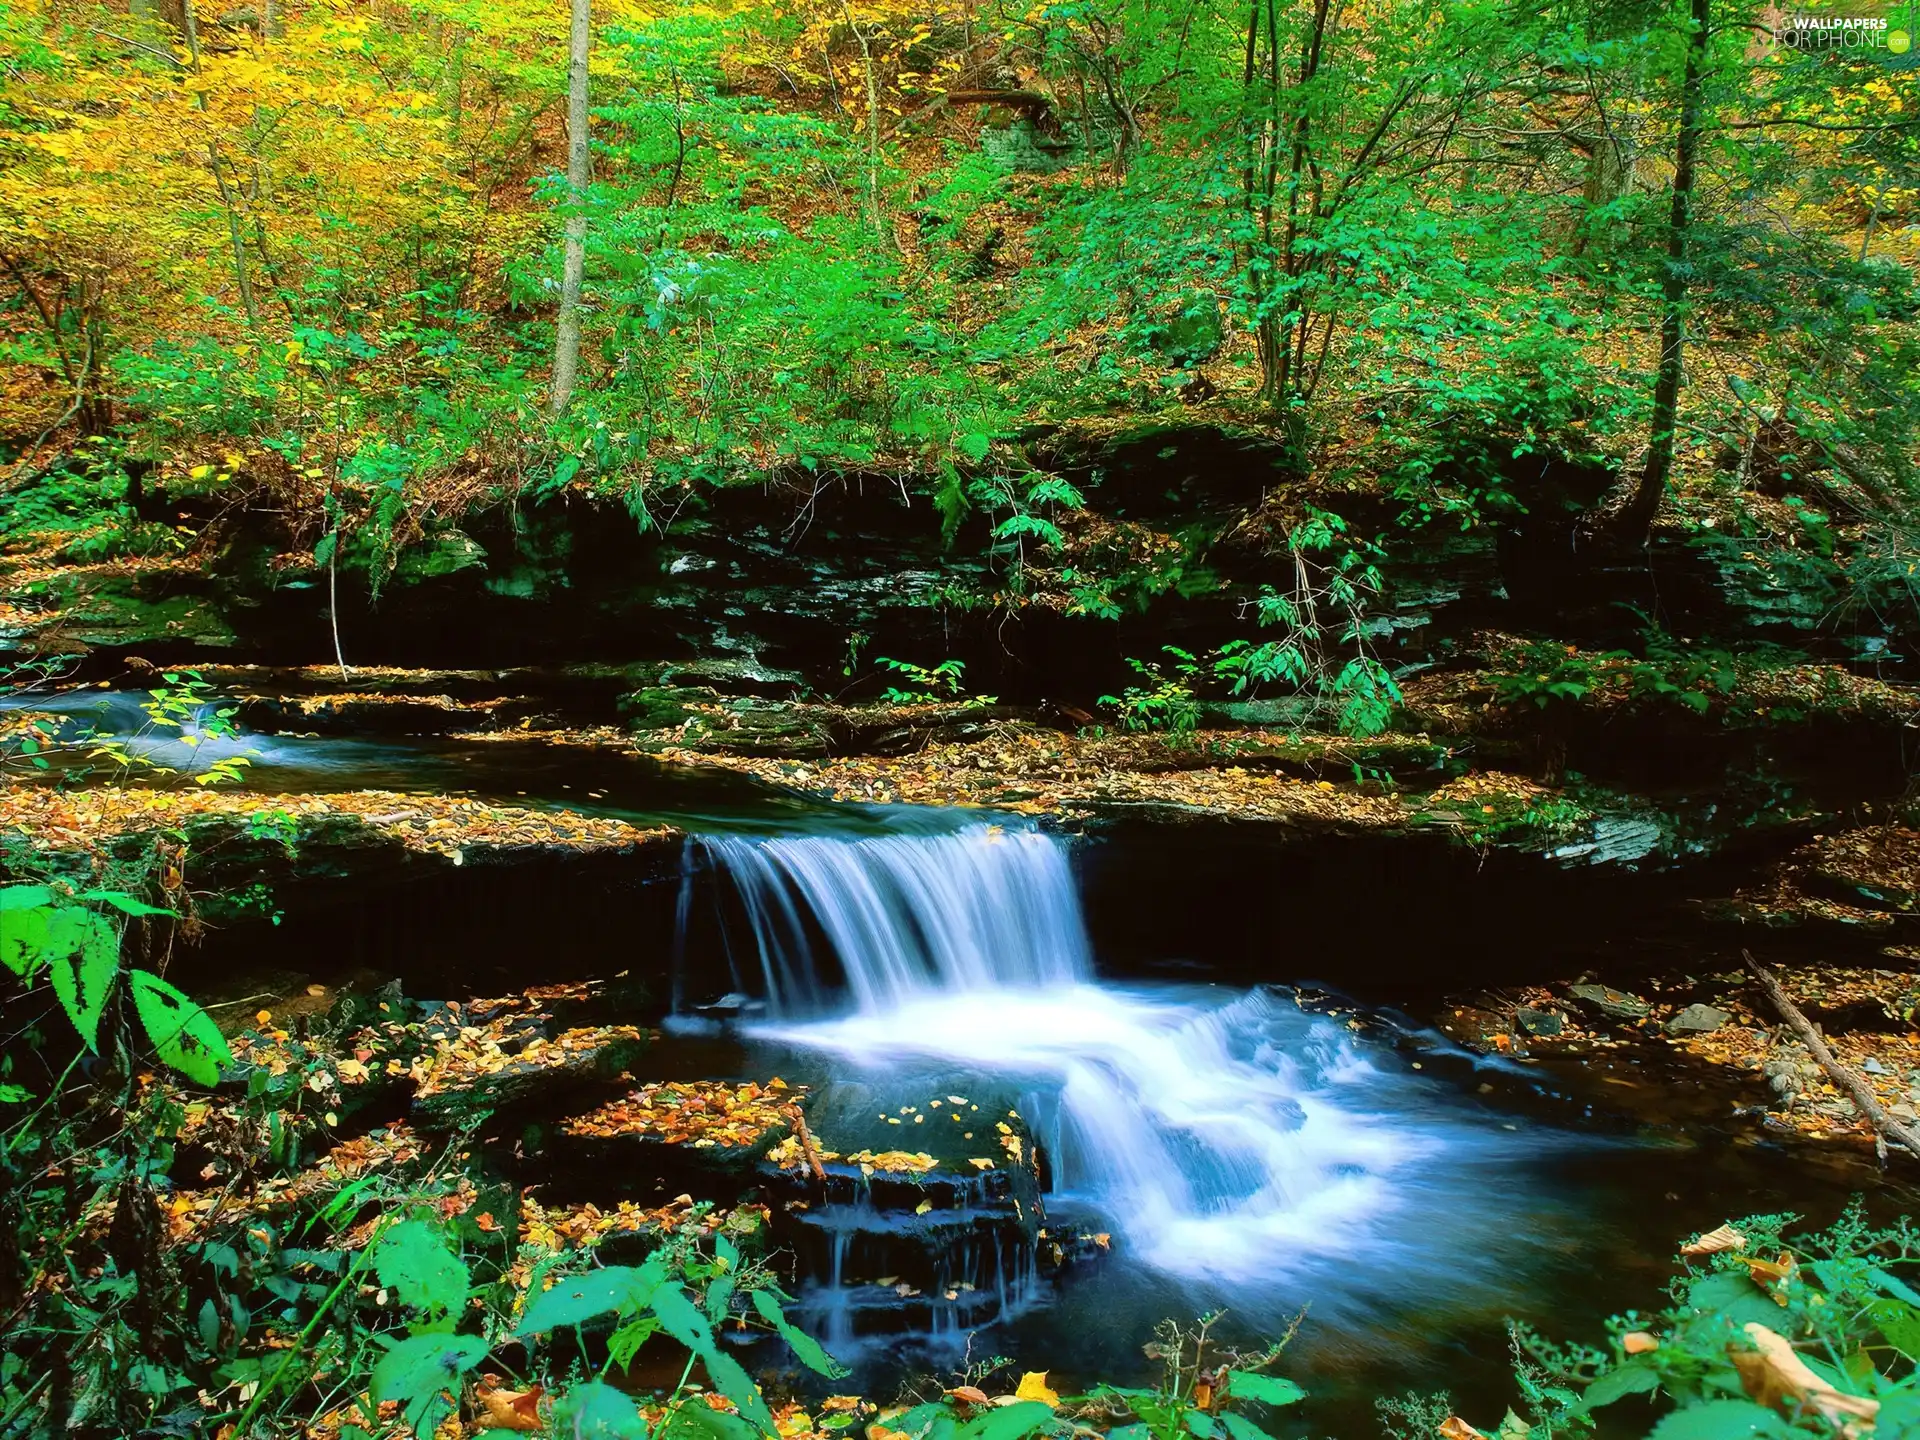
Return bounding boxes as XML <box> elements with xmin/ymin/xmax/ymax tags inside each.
<box><xmin>85</xmin><ymin>669</ymin><xmax>255</xmax><ymax>787</ymax></box>
<box><xmin>128</xmin><ymin>968</ymin><xmax>230</xmax><ymax>1086</ymax></box>
<box><xmin>1496</xmin><ymin>1203</ymin><xmax>1920</xmax><ymax>1439</ymax></box>
<box><xmin>0</xmin><ymin>883</ymin><xmax>230</xmax><ymax>1083</ymax></box>
<box><xmin>1080</xmin><ymin>1313</ymin><xmax>1303</xmax><ymax>1440</ymax></box>
<box><xmin>874</xmin><ymin>657</ymin><xmax>994</xmax><ymax>708</ymax></box>
<box><xmin>1101</xmin><ymin>649</ymin><xmax>1202</xmax><ymax>734</ymax></box>
<box><xmin>1490</xmin><ymin>634</ymin><xmax>1747</xmax><ymax>716</ymax></box>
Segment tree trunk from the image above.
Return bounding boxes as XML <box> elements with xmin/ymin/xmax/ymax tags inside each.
<box><xmin>1623</xmin><ymin>0</ymin><xmax>1710</xmax><ymax>536</ymax></box>
<box><xmin>549</xmin><ymin>0</ymin><xmax>591</xmax><ymax>416</ymax></box>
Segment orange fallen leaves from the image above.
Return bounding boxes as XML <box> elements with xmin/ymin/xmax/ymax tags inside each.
<box><xmin>1731</xmin><ymin>1322</ymin><xmax>1880</xmax><ymax>1430</ymax></box>
<box><xmin>563</xmin><ymin>1079</ymin><xmax>800</xmax><ymax>1151</ymax></box>
<box><xmin>474</xmin><ymin>1380</ymin><xmax>545</xmax><ymax>1432</ymax></box>
<box><xmin>1681</xmin><ymin>1224</ymin><xmax>1748</xmax><ymax>1257</ymax></box>
<box><xmin>411</xmin><ymin>1021</ymin><xmax>652</xmax><ymax>1102</ymax></box>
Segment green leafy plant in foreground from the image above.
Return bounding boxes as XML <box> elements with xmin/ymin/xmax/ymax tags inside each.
<box><xmin>0</xmin><ymin>883</ymin><xmax>230</xmax><ymax>1086</ymax></box>
<box><xmin>1495</xmin><ymin>1204</ymin><xmax>1920</xmax><ymax>1438</ymax></box>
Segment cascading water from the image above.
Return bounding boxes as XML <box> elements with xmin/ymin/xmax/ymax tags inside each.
<box><xmin>700</xmin><ymin>827</ymin><xmax>1089</xmax><ymax>1011</ymax></box>
<box><xmin>698</xmin><ymin>823</ymin><xmax>1501</xmax><ymax>1291</ymax></box>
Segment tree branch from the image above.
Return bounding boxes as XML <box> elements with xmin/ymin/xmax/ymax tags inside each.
<box><xmin>1744</xmin><ymin>950</ymin><xmax>1920</xmax><ymax>1164</ymax></box>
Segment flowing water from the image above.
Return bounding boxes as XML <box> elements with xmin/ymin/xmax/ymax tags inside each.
<box><xmin>707</xmin><ymin>826</ymin><xmax>1492</xmax><ymax>1283</ymax></box>
<box><xmin>693</xmin><ymin>824</ymin><xmax>1663</xmax><ymax>1390</ymax></box>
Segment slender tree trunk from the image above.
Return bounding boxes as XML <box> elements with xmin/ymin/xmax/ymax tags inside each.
<box><xmin>1624</xmin><ymin>0</ymin><xmax>1710</xmax><ymax>536</ymax></box>
<box><xmin>549</xmin><ymin>0</ymin><xmax>591</xmax><ymax>416</ymax></box>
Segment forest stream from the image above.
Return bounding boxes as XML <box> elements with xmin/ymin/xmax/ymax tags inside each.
<box><xmin>11</xmin><ymin>681</ymin><xmax>1911</xmax><ymax>1436</ymax></box>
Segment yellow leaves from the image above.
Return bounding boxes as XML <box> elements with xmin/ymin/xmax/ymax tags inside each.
<box><xmin>1621</xmin><ymin>1332</ymin><xmax>1659</xmax><ymax>1355</ymax></box>
<box><xmin>1011</xmin><ymin>1374</ymin><xmax>1059</xmax><ymax>1408</ymax></box>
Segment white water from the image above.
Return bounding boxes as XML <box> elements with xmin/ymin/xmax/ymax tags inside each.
<box><xmin>703</xmin><ymin>824</ymin><xmax>1484</xmax><ymax>1283</ymax></box>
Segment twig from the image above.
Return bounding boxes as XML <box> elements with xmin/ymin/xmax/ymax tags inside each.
<box><xmin>1743</xmin><ymin>950</ymin><xmax>1920</xmax><ymax>1164</ymax></box>
<box><xmin>789</xmin><ymin>1105</ymin><xmax>827</xmax><ymax>1185</ymax></box>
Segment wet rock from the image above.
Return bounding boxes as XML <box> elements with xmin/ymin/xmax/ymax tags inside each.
<box><xmin>1568</xmin><ymin>984</ymin><xmax>1652</xmax><ymax>1021</ymax></box>
<box><xmin>1666</xmin><ymin>1003</ymin><xmax>1731</xmax><ymax>1035</ymax></box>
<box><xmin>411</xmin><ymin>1025</ymin><xmax>650</xmax><ymax>1130</ymax></box>
<box><xmin>1514</xmin><ymin>1007</ymin><xmax>1564</xmax><ymax>1036</ymax></box>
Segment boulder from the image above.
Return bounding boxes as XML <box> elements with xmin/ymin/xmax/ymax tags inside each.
<box><xmin>1665</xmin><ymin>1003</ymin><xmax>1731</xmax><ymax>1035</ymax></box>
<box><xmin>1568</xmin><ymin>983</ymin><xmax>1652</xmax><ymax>1021</ymax></box>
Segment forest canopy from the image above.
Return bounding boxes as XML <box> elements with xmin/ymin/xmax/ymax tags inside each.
<box><xmin>0</xmin><ymin>0</ymin><xmax>1915</xmax><ymax>558</ymax></box>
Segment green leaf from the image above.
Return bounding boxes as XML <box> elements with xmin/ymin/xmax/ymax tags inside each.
<box><xmin>0</xmin><ymin>885</ymin><xmax>53</xmax><ymax>911</ymax></box>
<box><xmin>0</xmin><ymin>1083</ymin><xmax>29</xmax><ymax>1103</ymax></box>
<box><xmin>517</xmin><ymin>1261</ymin><xmax>662</xmax><ymax>1337</ymax></box>
<box><xmin>1220</xmin><ymin>1415</ymin><xmax>1277</xmax><ymax>1440</ymax></box>
<box><xmin>129</xmin><ymin>969</ymin><xmax>233</xmax><ymax>1085</ymax></box>
<box><xmin>78</xmin><ymin>890</ymin><xmax>176</xmax><ymax>917</ymax></box>
<box><xmin>1686</xmin><ymin>1273</ymin><xmax>1784</xmax><ymax>1330</ymax></box>
<box><xmin>700</xmin><ymin>1345</ymin><xmax>776</xmax><ymax>1433</ymax></box>
<box><xmin>370</xmin><ymin>1333</ymin><xmax>486</xmax><ymax>1438</ymax></box>
<box><xmin>1645</xmin><ymin>1400</ymin><xmax>1786</xmax><ymax>1440</ymax></box>
<box><xmin>374</xmin><ymin>1219</ymin><xmax>470</xmax><ymax>1333</ymax></box>
<box><xmin>650</xmin><ymin>1282</ymin><xmax>717</xmax><ymax>1353</ymax></box>
<box><xmin>313</xmin><ymin>531</ymin><xmax>338</xmax><ymax>566</ymax></box>
<box><xmin>1223</xmin><ymin>1373</ymin><xmax>1304</xmax><ymax>1408</ymax></box>
<box><xmin>608</xmin><ymin>1315</ymin><xmax>660</xmax><ymax>1368</ymax></box>
<box><xmin>45</xmin><ymin>907</ymin><xmax>121</xmax><ymax>1050</ymax></box>
<box><xmin>0</xmin><ymin>905</ymin><xmax>51</xmax><ymax>976</ymax></box>
<box><xmin>960</xmin><ymin>1401</ymin><xmax>1055</xmax><ymax>1440</ymax></box>
<box><xmin>551</xmin><ymin>1381</ymin><xmax>649</xmax><ymax>1440</ymax></box>
<box><xmin>751</xmin><ymin>1288</ymin><xmax>848</xmax><ymax>1377</ymax></box>
<box><xmin>660</xmin><ymin>1398</ymin><xmax>762</xmax><ymax>1440</ymax></box>
<box><xmin>1872</xmin><ymin>1297</ymin><xmax>1920</xmax><ymax>1359</ymax></box>
<box><xmin>1582</xmin><ymin>1360</ymin><xmax>1661</xmax><ymax>1409</ymax></box>
<box><xmin>957</xmin><ymin>432</ymin><xmax>993</xmax><ymax>462</ymax></box>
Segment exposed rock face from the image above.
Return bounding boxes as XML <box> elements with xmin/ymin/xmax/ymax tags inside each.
<box><xmin>11</xmin><ymin>428</ymin><xmax>1904</xmax><ymax>705</ymax></box>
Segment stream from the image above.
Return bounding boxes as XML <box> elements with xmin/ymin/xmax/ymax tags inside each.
<box><xmin>12</xmin><ymin>687</ymin><xmax>1910</xmax><ymax>1430</ymax></box>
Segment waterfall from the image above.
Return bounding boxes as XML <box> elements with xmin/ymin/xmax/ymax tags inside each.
<box><xmin>698</xmin><ymin>822</ymin><xmax>1466</xmax><ymax>1286</ymax></box>
<box><xmin>701</xmin><ymin>826</ymin><xmax>1090</xmax><ymax>1011</ymax></box>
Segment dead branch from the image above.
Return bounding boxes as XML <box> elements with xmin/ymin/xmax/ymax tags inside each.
<box><xmin>1743</xmin><ymin>950</ymin><xmax>1920</xmax><ymax>1164</ymax></box>
<box><xmin>789</xmin><ymin>1105</ymin><xmax>827</xmax><ymax>1185</ymax></box>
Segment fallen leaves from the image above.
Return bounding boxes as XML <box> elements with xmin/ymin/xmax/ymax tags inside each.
<box><xmin>840</xmin><ymin>1149</ymin><xmax>937</xmax><ymax>1175</ymax></box>
<box><xmin>411</xmin><ymin>1021</ymin><xmax>652</xmax><ymax>1107</ymax></box>
<box><xmin>654</xmin><ymin>726</ymin><xmax>1446</xmax><ymax>830</ymax></box>
<box><xmin>1731</xmin><ymin>1322</ymin><xmax>1880</xmax><ymax>1430</ymax></box>
<box><xmin>157</xmin><ymin>1124</ymin><xmax>424</xmax><ymax>1244</ymax></box>
<box><xmin>563</xmin><ymin>1079</ymin><xmax>801</xmax><ymax>1152</ymax></box>
<box><xmin>1682</xmin><ymin>1224</ymin><xmax>1748</xmax><ymax>1257</ymax></box>
<box><xmin>474</xmin><ymin>1380</ymin><xmax>545</xmax><ymax>1432</ymax></box>
<box><xmin>0</xmin><ymin>781</ymin><xmax>674</xmax><ymax>860</ymax></box>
